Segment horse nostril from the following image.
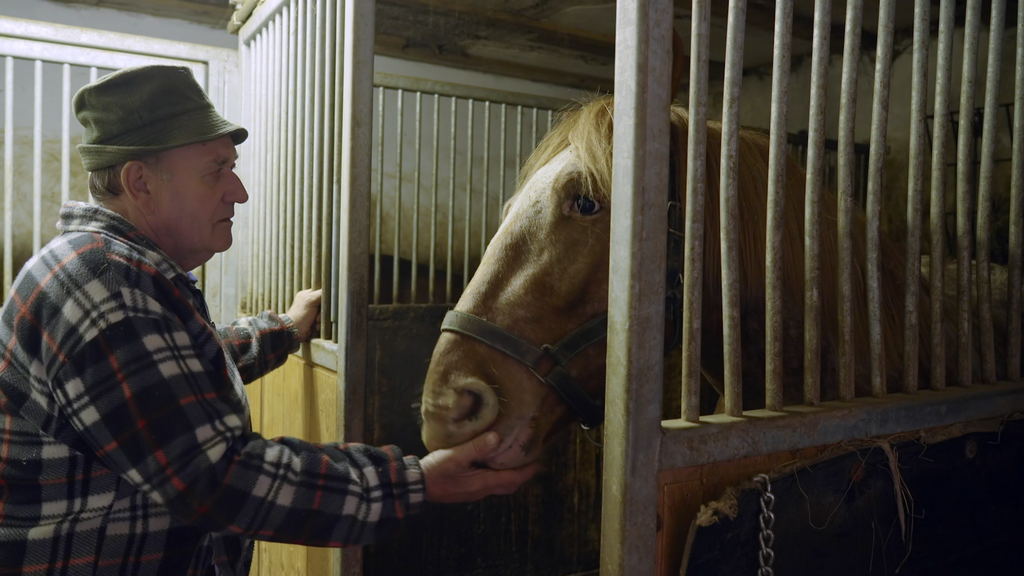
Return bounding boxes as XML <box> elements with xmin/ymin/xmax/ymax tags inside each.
<box><xmin>451</xmin><ymin>388</ymin><xmax>485</xmax><ymax>423</ymax></box>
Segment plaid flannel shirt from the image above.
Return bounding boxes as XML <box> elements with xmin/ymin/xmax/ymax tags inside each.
<box><xmin>0</xmin><ymin>202</ymin><xmax>424</xmax><ymax>575</ymax></box>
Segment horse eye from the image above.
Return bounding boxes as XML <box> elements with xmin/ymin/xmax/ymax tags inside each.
<box><xmin>573</xmin><ymin>195</ymin><xmax>601</xmax><ymax>216</ymax></box>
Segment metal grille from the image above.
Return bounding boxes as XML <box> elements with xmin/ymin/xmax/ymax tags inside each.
<box><xmin>369</xmin><ymin>85</ymin><xmax>555</xmax><ymax>305</ymax></box>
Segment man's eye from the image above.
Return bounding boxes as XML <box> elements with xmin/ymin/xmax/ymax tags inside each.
<box><xmin>573</xmin><ymin>195</ymin><xmax>601</xmax><ymax>216</ymax></box>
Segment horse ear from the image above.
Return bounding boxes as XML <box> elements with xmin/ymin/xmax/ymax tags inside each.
<box><xmin>670</xmin><ymin>27</ymin><xmax>685</xmax><ymax>103</ymax></box>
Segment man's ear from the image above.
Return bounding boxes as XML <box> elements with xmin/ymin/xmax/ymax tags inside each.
<box><xmin>120</xmin><ymin>160</ymin><xmax>155</xmax><ymax>215</ymax></box>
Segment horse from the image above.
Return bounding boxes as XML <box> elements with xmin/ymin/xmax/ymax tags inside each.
<box><xmin>418</xmin><ymin>95</ymin><xmax>1013</xmax><ymax>470</ymax></box>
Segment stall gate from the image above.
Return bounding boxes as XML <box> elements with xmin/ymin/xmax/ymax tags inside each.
<box><xmin>0</xmin><ymin>16</ymin><xmax>241</xmax><ymax>322</ymax></box>
<box><xmin>232</xmin><ymin>0</ymin><xmax>1024</xmax><ymax>575</ymax></box>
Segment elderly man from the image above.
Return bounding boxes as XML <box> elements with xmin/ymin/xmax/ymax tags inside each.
<box><xmin>0</xmin><ymin>65</ymin><xmax>536</xmax><ymax>575</ymax></box>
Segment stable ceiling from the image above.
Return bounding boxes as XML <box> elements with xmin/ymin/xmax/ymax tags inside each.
<box><xmin>44</xmin><ymin>0</ymin><xmax>1019</xmax><ymax>92</ymax></box>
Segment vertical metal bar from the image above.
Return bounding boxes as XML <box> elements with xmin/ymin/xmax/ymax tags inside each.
<box><xmin>974</xmin><ymin>0</ymin><xmax>1005</xmax><ymax>384</ymax></box>
<box><xmin>320</xmin><ymin>0</ymin><xmax>338</xmax><ymax>338</ymax></box>
<box><xmin>285</xmin><ymin>2</ymin><xmax>298</xmax><ymax>307</ymax></box>
<box><xmin>865</xmin><ymin>0</ymin><xmax>896</xmax><ymax>398</ymax></box>
<box><xmin>1008</xmin><ymin>0</ymin><xmax>1024</xmax><ymax>382</ymax></box>
<box><xmin>530</xmin><ymin>106</ymin><xmax>538</xmax><ymax>149</ymax></box>
<box><xmin>254</xmin><ymin>31</ymin><xmax>265</xmax><ymax>312</ymax></box>
<box><xmin>464</xmin><ymin>99</ymin><xmax>474</xmax><ymax>285</ymax></box>
<box><xmin>330</xmin><ymin>0</ymin><xmax>344</xmax><ymax>341</ymax></box>
<box><xmin>3</xmin><ymin>57</ymin><xmax>12</xmax><ymax>296</ymax></box>
<box><xmin>930</xmin><ymin>0</ymin><xmax>955</xmax><ymax>391</ymax></box>
<box><xmin>61</xmin><ymin>63</ymin><xmax>70</xmax><ymax>205</ymax></box>
<box><xmin>429</xmin><ymin>95</ymin><xmax>440</xmax><ymax>304</ymax></box>
<box><xmin>515</xmin><ymin>105</ymin><xmax>523</xmax><ymax>172</ymax></box>
<box><xmin>374</xmin><ymin>88</ymin><xmax>385</xmax><ymax>304</ymax></box>
<box><xmin>412</xmin><ymin>91</ymin><xmax>422</xmax><ymax>303</ymax></box>
<box><xmin>719</xmin><ymin>0</ymin><xmax>747</xmax><ymax>417</ymax></box>
<box><xmin>601</xmin><ymin>0</ymin><xmax>672</xmax><ymax>573</ymax></box>
<box><xmin>245</xmin><ymin>34</ymin><xmax>257</xmax><ymax>314</ymax></box>
<box><xmin>301</xmin><ymin>0</ymin><xmax>315</xmax><ymax>291</ymax></box>
<box><xmin>836</xmin><ymin>0</ymin><xmax>863</xmax><ymax>401</ymax></box>
<box><xmin>311</xmin><ymin>0</ymin><xmax>326</xmax><ymax>296</ymax></box>
<box><xmin>393</xmin><ymin>88</ymin><xmax>405</xmax><ymax>304</ymax></box>
<box><xmin>803</xmin><ymin>0</ymin><xmax>830</xmax><ymax>405</ymax></box>
<box><xmin>903</xmin><ymin>0</ymin><xmax>930</xmax><ymax>394</ymax></box>
<box><xmin>272</xmin><ymin>13</ymin><xmax>284</xmax><ymax>311</ymax></box>
<box><xmin>33</xmin><ymin>60</ymin><xmax>42</xmax><ymax>254</ymax></box>
<box><xmin>955</xmin><ymin>0</ymin><xmax>982</xmax><ymax>387</ymax></box>
<box><xmin>447</xmin><ymin>97</ymin><xmax>456</xmax><ymax>302</ymax></box>
<box><xmin>764</xmin><ymin>0</ymin><xmax>791</xmax><ymax>412</ymax></box>
<box><xmin>499</xmin><ymin>103</ymin><xmax>508</xmax><ymax>211</ymax></box>
<box><xmin>338</xmin><ymin>1</ymin><xmax>371</xmax><ymax>573</ymax></box>
<box><xmin>681</xmin><ymin>0</ymin><xmax>711</xmax><ymax>423</ymax></box>
<box><xmin>481</xmin><ymin>101</ymin><xmax>490</xmax><ymax>255</ymax></box>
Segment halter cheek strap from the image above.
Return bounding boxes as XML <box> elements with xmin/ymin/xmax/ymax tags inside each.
<box><xmin>440</xmin><ymin>310</ymin><xmax>607</xmax><ymax>429</ymax></box>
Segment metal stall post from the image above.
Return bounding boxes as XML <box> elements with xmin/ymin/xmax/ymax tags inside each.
<box><xmin>764</xmin><ymin>0</ymin><xmax>792</xmax><ymax>412</ymax></box>
<box><xmin>1009</xmin><ymin>0</ymin><xmax>1024</xmax><ymax>382</ymax></box>
<box><xmin>903</xmin><ymin>0</ymin><xmax>930</xmax><ymax>394</ymax></box>
<box><xmin>865</xmin><ymin>0</ymin><xmax>896</xmax><ymax>398</ymax></box>
<box><xmin>337</xmin><ymin>0</ymin><xmax>374</xmax><ymax>574</ymax></box>
<box><xmin>955</xmin><ymin>0</ymin><xmax>982</xmax><ymax>387</ymax></box>
<box><xmin>803</xmin><ymin>0</ymin><xmax>831</xmax><ymax>406</ymax></box>
<box><xmin>601</xmin><ymin>0</ymin><xmax>673</xmax><ymax>573</ymax></box>
<box><xmin>836</xmin><ymin>0</ymin><xmax>864</xmax><ymax>401</ymax></box>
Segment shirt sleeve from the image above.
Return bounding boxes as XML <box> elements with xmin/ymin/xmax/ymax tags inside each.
<box><xmin>52</xmin><ymin>312</ymin><xmax>426</xmax><ymax>547</ymax></box>
<box><xmin>216</xmin><ymin>311</ymin><xmax>300</xmax><ymax>383</ymax></box>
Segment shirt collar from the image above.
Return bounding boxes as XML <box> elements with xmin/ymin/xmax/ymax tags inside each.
<box><xmin>57</xmin><ymin>201</ymin><xmax>188</xmax><ymax>282</ymax></box>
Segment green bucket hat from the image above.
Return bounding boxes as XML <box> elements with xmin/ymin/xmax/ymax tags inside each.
<box><xmin>74</xmin><ymin>65</ymin><xmax>248</xmax><ymax>171</ymax></box>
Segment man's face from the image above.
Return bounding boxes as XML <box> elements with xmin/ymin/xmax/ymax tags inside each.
<box><xmin>144</xmin><ymin>136</ymin><xmax>248</xmax><ymax>270</ymax></box>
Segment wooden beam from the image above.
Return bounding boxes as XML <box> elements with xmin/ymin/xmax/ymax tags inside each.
<box><xmin>43</xmin><ymin>0</ymin><xmax>233</xmax><ymax>28</ymax></box>
<box><xmin>376</xmin><ymin>34</ymin><xmax>613</xmax><ymax>93</ymax></box>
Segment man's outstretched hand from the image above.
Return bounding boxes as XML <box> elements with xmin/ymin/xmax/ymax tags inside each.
<box><xmin>420</xmin><ymin>432</ymin><xmax>539</xmax><ymax>503</ymax></box>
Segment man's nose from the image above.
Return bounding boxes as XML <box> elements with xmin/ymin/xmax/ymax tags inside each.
<box><xmin>229</xmin><ymin>174</ymin><xmax>249</xmax><ymax>204</ymax></box>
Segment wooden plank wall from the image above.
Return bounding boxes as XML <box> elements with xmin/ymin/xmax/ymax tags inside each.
<box><xmin>249</xmin><ymin>354</ymin><xmax>341</xmax><ymax>576</ymax></box>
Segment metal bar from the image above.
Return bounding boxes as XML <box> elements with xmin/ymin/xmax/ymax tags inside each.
<box><xmin>271</xmin><ymin>12</ymin><xmax>284</xmax><ymax>311</ymax></box>
<box><xmin>464</xmin><ymin>99</ymin><xmax>474</xmax><ymax>286</ymax></box>
<box><xmin>429</xmin><ymin>95</ymin><xmax>440</xmax><ymax>303</ymax></box>
<box><xmin>719</xmin><ymin>0</ymin><xmax>747</xmax><ymax>417</ymax></box>
<box><xmin>33</xmin><ymin>60</ymin><xmax>42</xmax><ymax>254</ymax></box>
<box><xmin>301</xmin><ymin>0</ymin><xmax>315</xmax><ymax>290</ymax></box>
<box><xmin>412</xmin><ymin>91</ymin><xmax>423</xmax><ymax>303</ymax></box>
<box><xmin>681</xmin><ymin>0</ymin><xmax>711</xmax><ymax>423</ymax></box>
<box><xmin>803</xmin><ymin>0</ymin><xmax>831</xmax><ymax>407</ymax></box>
<box><xmin>865</xmin><ymin>0</ymin><xmax>896</xmax><ymax>398</ymax></box>
<box><xmin>516</xmin><ymin>105</ymin><xmax>523</xmax><ymax>174</ymax></box>
<box><xmin>530</xmin><ymin>106</ymin><xmax>538</xmax><ymax>149</ymax></box>
<box><xmin>903</xmin><ymin>0</ymin><xmax>930</xmax><ymax>395</ymax></box>
<box><xmin>244</xmin><ymin>33</ymin><xmax>258</xmax><ymax>314</ymax></box>
<box><xmin>1008</xmin><ymin>0</ymin><xmax>1024</xmax><ymax>382</ymax></box>
<box><xmin>481</xmin><ymin>101</ymin><xmax>491</xmax><ymax>255</ymax></box>
<box><xmin>930</xmin><ymin>0</ymin><xmax>955</xmax><ymax>391</ymax></box>
<box><xmin>311</xmin><ymin>0</ymin><xmax>326</xmax><ymax>295</ymax></box>
<box><xmin>660</xmin><ymin>382</ymin><xmax>1024</xmax><ymax>471</ymax></box>
<box><xmin>284</xmin><ymin>1</ymin><xmax>298</xmax><ymax>307</ymax></box>
<box><xmin>374</xmin><ymin>87</ymin><xmax>385</xmax><ymax>304</ymax></box>
<box><xmin>764</xmin><ymin>0</ymin><xmax>791</xmax><ymax>412</ymax></box>
<box><xmin>499</xmin><ymin>103</ymin><xmax>508</xmax><ymax>211</ymax></box>
<box><xmin>974</xmin><ymin>0</ymin><xmax>1005</xmax><ymax>384</ymax></box>
<box><xmin>3</xmin><ymin>57</ymin><xmax>12</xmax><ymax>296</ymax></box>
<box><xmin>320</xmin><ymin>0</ymin><xmax>338</xmax><ymax>338</ymax></box>
<box><xmin>393</xmin><ymin>88</ymin><xmax>405</xmax><ymax>304</ymax></box>
<box><xmin>601</xmin><ymin>0</ymin><xmax>672</xmax><ymax>572</ymax></box>
<box><xmin>329</xmin><ymin>0</ymin><xmax>343</xmax><ymax>341</ymax></box>
<box><xmin>836</xmin><ymin>0</ymin><xmax>863</xmax><ymax>401</ymax></box>
<box><xmin>955</xmin><ymin>0</ymin><xmax>982</xmax><ymax>387</ymax></box>
<box><xmin>61</xmin><ymin>63</ymin><xmax>70</xmax><ymax>205</ymax></box>
<box><xmin>447</xmin><ymin>97</ymin><xmax>456</xmax><ymax>303</ymax></box>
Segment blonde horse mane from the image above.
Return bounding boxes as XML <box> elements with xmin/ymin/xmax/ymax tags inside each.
<box><xmin>518</xmin><ymin>95</ymin><xmax>946</xmax><ymax>405</ymax></box>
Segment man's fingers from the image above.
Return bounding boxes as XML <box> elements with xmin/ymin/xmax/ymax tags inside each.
<box><xmin>466</xmin><ymin>431</ymin><xmax>501</xmax><ymax>460</ymax></box>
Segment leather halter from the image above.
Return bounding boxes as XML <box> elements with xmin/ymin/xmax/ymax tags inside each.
<box><xmin>441</xmin><ymin>310</ymin><xmax>608</xmax><ymax>429</ymax></box>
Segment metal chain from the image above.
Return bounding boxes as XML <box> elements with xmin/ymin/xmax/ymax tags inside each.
<box><xmin>754</xmin><ymin>474</ymin><xmax>776</xmax><ymax>576</ymax></box>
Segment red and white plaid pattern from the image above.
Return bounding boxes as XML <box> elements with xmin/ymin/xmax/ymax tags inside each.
<box><xmin>0</xmin><ymin>202</ymin><xmax>424</xmax><ymax>575</ymax></box>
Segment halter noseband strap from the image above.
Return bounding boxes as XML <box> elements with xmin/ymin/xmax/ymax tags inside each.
<box><xmin>440</xmin><ymin>310</ymin><xmax>607</xmax><ymax>429</ymax></box>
